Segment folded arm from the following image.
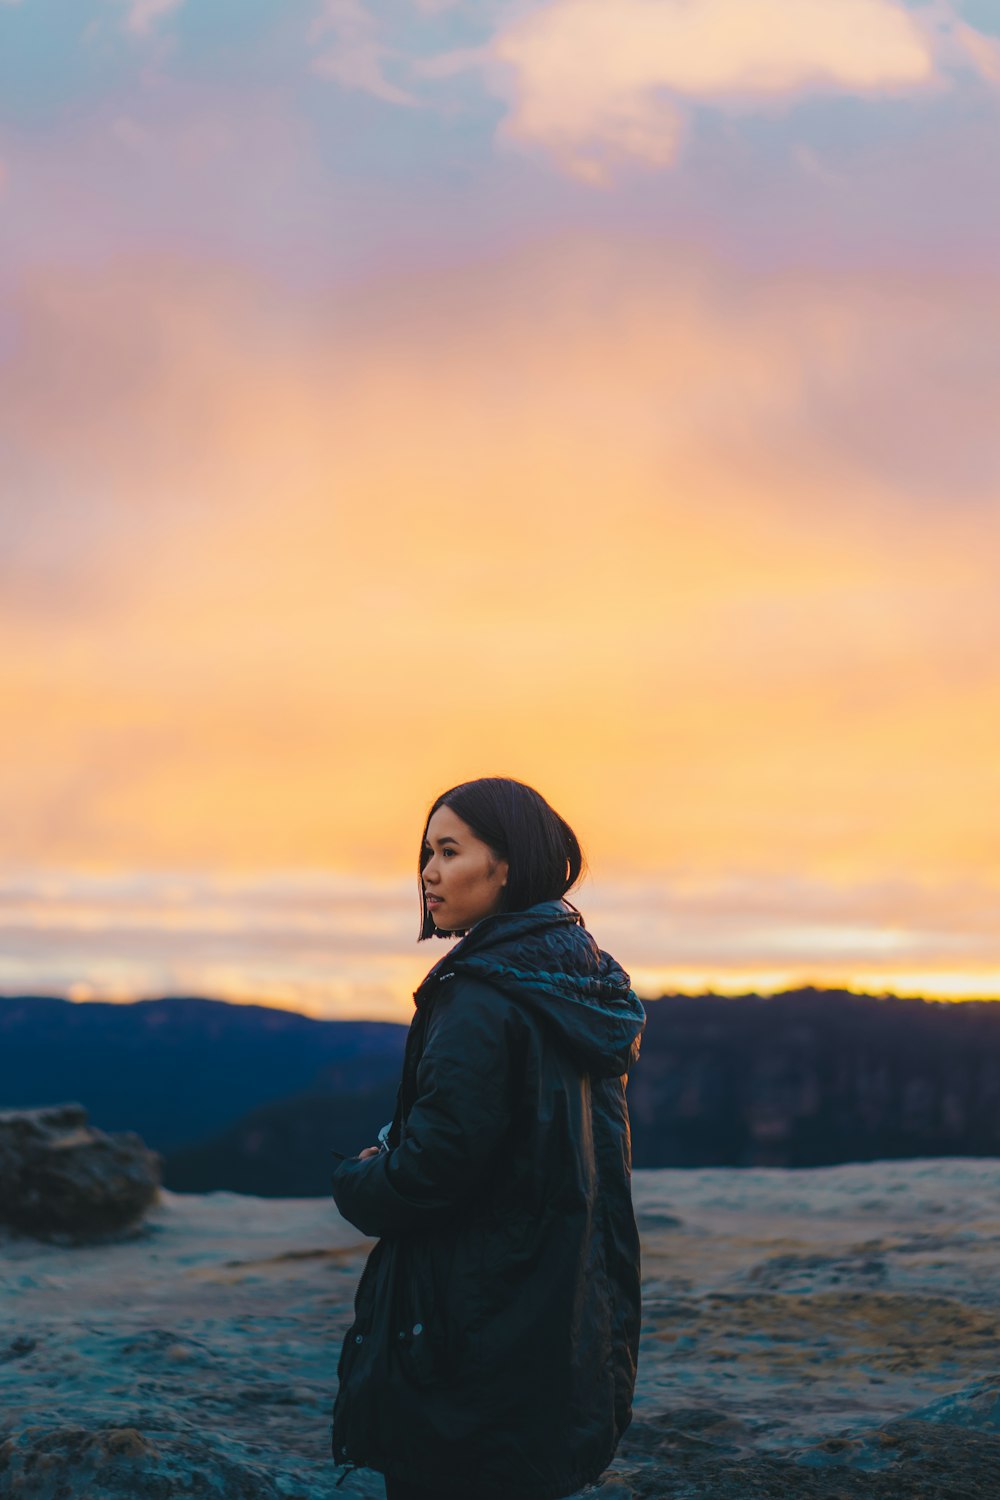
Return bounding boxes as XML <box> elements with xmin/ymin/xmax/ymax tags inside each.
<box><xmin>330</xmin><ymin>979</ymin><xmax>515</xmax><ymax>1238</ymax></box>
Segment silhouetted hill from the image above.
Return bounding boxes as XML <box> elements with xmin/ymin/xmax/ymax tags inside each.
<box><xmin>0</xmin><ymin>995</ymin><xmax>406</xmax><ymax>1154</ymax></box>
<box><xmin>159</xmin><ymin>985</ymin><xmax>1000</xmax><ymax>1192</ymax></box>
<box><xmin>163</xmin><ymin>1087</ymin><xmax>399</xmax><ymax>1195</ymax></box>
<box><xmin>628</xmin><ymin>986</ymin><xmax>1000</xmax><ymax>1168</ymax></box>
<box><xmin>5</xmin><ymin>987</ymin><xmax>1000</xmax><ymax>1193</ymax></box>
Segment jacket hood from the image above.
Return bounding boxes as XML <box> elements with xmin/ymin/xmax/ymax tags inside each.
<box><xmin>417</xmin><ymin>898</ymin><xmax>645</xmax><ymax>1078</ymax></box>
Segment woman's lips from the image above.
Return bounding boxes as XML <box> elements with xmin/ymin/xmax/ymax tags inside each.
<box><xmin>426</xmin><ymin>895</ymin><xmax>443</xmax><ymax>905</ymax></box>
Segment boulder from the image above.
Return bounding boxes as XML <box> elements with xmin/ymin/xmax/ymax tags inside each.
<box><xmin>0</xmin><ymin>1103</ymin><xmax>161</xmax><ymax>1242</ymax></box>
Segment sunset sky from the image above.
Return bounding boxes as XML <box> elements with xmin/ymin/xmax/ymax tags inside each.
<box><xmin>3</xmin><ymin>0</ymin><xmax>999</xmax><ymax>1018</ymax></box>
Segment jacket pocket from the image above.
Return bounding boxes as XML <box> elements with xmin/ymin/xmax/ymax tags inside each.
<box><xmin>389</xmin><ymin>1229</ymin><xmax>482</xmax><ymax>1388</ymax></box>
<box><xmin>393</xmin><ymin>1316</ymin><xmax>448</xmax><ymax>1387</ymax></box>
<box><xmin>389</xmin><ymin>1235</ymin><xmax>444</xmax><ymax>1387</ymax></box>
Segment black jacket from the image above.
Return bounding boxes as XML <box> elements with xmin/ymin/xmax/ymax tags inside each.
<box><xmin>329</xmin><ymin>898</ymin><xmax>646</xmax><ymax>1499</ymax></box>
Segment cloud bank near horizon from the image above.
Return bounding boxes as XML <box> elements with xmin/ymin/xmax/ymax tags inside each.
<box><xmin>1</xmin><ymin>868</ymin><xmax>998</xmax><ymax>1018</ymax></box>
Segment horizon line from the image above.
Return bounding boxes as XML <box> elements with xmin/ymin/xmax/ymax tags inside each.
<box><xmin>2</xmin><ymin>983</ymin><xmax>998</xmax><ymax>1021</ymax></box>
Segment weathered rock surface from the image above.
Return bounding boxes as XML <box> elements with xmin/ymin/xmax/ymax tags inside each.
<box><xmin>0</xmin><ymin>1424</ymin><xmax>285</xmax><ymax>1500</ymax></box>
<box><xmin>0</xmin><ymin>1103</ymin><xmax>161</xmax><ymax>1242</ymax></box>
<box><xmin>2</xmin><ymin>1160</ymin><xmax>999</xmax><ymax>1497</ymax></box>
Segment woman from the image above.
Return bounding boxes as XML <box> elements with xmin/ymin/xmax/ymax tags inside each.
<box><xmin>330</xmin><ymin>777</ymin><xmax>646</xmax><ymax>1500</ymax></box>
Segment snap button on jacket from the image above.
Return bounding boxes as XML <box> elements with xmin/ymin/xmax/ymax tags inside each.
<box><xmin>330</xmin><ymin>898</ymin><xmax>646</xmax><ymax>1500</ymax></box>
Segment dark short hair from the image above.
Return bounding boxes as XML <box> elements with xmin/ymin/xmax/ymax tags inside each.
<box><xmin>417</xmin><ymin>777</ymin><xmax>587</xmax><ymax>940</ymax></box>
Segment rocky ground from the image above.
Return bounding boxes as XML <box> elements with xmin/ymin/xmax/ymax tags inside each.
<box><xmin>3</xmin><ymin>1159</ymin><xmax>1000</xmax><ymax>1497</ymax></box>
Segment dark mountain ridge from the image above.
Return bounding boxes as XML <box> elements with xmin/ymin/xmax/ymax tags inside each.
<box><xmin>0</xmin><ymin>994</ymin><xmax>405</xmax><ymax>1154</ymax></box>
<box><xmin>629</xmin><ymin>986</ymin><xmax>1000</xmax><ymax>1168</ymax></box>
<box><xmin>3</xmin><ymin>988</ymin><xmax>1000</xmax><ymax>1194</ymax></box>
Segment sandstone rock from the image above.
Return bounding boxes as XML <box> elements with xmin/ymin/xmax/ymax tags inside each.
<box><xmin>3</xmin><ymin>1162</ymin><xmax>999</xmax><ymax>1499</ymax></box>
<box><xmin>613</xmin><ymin>1404</ymin><xmax>1000</xmax><ymax>1497</ymax></box>
<box><xmin>0</xmin><ymin>1424</ymin><xmax>286</xmax><ymax>1500</ymax></box>
<box><xmin>0</xmin><ymin>1103</ymin><xmax>161</xmax><ymax>1242</ymax></box>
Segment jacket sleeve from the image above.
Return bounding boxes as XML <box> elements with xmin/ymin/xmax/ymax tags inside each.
<box><xmin>330</xmin><ymin>978</ymin><xmax>515</xmax><ymax>1238</ymax></box>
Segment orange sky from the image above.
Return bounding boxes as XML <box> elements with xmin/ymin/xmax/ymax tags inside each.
<box><xmin>3</xmin><ymin>1</ymin><xmax>1000</xmax><ymax>1015</ymax></box>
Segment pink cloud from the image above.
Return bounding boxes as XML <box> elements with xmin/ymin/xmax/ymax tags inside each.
<box><xmin>417</xmin><ymin>0</ymin><xmax>999</xmax><ymax>182</ymax></box>
<box><xmin>116</xmin><ymin>0</ymin><xmax>186</xmax><ymax>37</ymax></box>
<box><xmin>954</xmin><ymin>19</ymin><xmax>1000</xmax><ymax>83</ymax></box>
<box><xmin>310</xmin><ymin>0</ymin><xmax>418</xmax><ymax>106</ymax></box>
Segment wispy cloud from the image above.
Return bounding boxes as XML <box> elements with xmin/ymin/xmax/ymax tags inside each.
<box><xmin>953</xmin><ymin>18</ymin><xmax>1000</xmax><ymax>82</ymax></box>
<box><xmin>310</xmin><ymin>0</ymin><xmax>418</xmax><ymax>105</ymax></box>
<box><xmin>115</xmin><ymin>0</ymin><xmax>187</xmax><ymax>37</ymax></box>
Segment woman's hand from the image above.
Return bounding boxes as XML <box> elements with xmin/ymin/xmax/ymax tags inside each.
<box><xmin>357</xmin><ymin>1145</ymin><xmax>381</xmax><ymax>1159</ymax></box>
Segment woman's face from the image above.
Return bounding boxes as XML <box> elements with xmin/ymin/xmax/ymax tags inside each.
<box><xmin>422</xmin><ymin>804</ymin><xmax>509</xmax><ymax>933</ymax></box>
